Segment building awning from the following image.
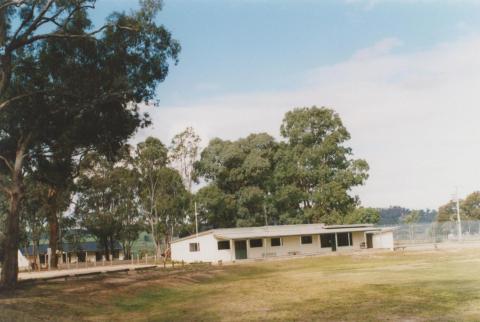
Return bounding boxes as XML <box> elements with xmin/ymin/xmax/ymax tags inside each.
<box><xmin>213</xmin><ymin>226</ymin><xmax>385</xmax><ymax>240</ymax></box>
<box><xmin>172</xmin><ymin>223</ymin><xmax>395</xmax><ymax>243</ymax></box>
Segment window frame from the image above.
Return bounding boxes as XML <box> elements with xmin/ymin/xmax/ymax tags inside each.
<box><xmin>320</xmin><ymin>234</ymin><xmax>335</xmax><ymax>248</ymax></box>
<box><xmin>301</xmin><ymin>235</ymin><xmax>313</xmax><ymax>245</ymax></box>
<box><xmin>249</xmin><ymin>238</ymin><xmax>263</xmax><ymax>248</ymax></box>
<box><xmin>217</xmin><ymin>240</ymin><xmax>230</xmax><ymax>250</ymax></box>
<box><xmin>336</xmin><ymin>232</ymin><xmax>353</xmax><ymax>247</ymax></box>
<box><xmin>189</xmin><ymin>242</ymin><xmax>200</xmax><ymax>252</ymax></box>
<box><xmin>270</xmin><ymin>237</ymin><xmax>282</xmax><ymax>247</ymax></box>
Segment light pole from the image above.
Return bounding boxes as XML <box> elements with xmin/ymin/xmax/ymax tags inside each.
<box><xmin>454</xmin><ymin>187</ymin><xmax>462</xmax><ymax>241</ymax></box>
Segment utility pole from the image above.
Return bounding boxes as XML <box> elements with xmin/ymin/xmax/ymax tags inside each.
<box><xmin>194</xmin><ymin>201</ymin><xmax>198</xmax><ymax>238</ymax></box>
<box><xmin>454</xmin><ymin>187</ymin><xmax>463</xmax><ymax>241</ymax></box>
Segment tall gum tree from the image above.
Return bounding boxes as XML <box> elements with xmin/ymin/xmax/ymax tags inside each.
<box><xmin>136</xmin><ymin>137</ymin><xmax>189</xmax><ymax>259</ymax></box>
<box><xmin>0</xmin><ymin>0</ymin><xmax>180</xmax><ymax>289</ymax></box>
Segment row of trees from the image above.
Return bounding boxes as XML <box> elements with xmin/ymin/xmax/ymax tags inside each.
<box><xmin>378</xmin><ymin>207</ymin><xmax>438</xmax><ymax>225</ymax></box>
<box><xmin>194</xmin><ymin>107</ymin><xmax>373</xmax><ymax>229</ymax></box>
<box><xmin>0</xmin><ymin>0</ymin><xmax>180</xmax><ymax>289</ymax></box>
<box><xmin>15</xmin><ymin>106</ymin><xmax>377</xmax><ymax>268</ymax></box>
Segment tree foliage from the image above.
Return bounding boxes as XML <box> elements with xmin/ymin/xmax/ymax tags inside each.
<box><xmin>195</xmin><ymin>107</ymin><xmax>369</xmax><ymax>227</ymax></box>
<box><xmin>136</xmin><ymin>137</ymin><xmax>189</xmax><ymax>258</ymax></box>
<box><xmin>169</xmin><ymin>126</ymin><xmax>201</xmax><ymax>192</ymax></box>
<box><xmin>75</xmin><ymin>150</ymin><xmax>142</xmax><ymax>261</ymax></box>
<box><xmin>344</xmin><ymin>207</ymin><xmax>380</xmax><ymax>224</ymax></box>
<box><xmin>0</xmin><ymin>0</ymin><xmax>180</xmax><ymax>288</ymax></box>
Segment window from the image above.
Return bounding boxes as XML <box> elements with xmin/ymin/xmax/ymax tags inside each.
<box><xmin>189</xmin><ymin>242</ymin><xmax>200</xmax><ymax>252</ymax></box>
<box><xmin>337</xmin><ymin>232</ymin><xmax>353</xmax><ymax>247</ymax></box>
<box><xmin>249</xmin><ymin>239</ymin><xmax>263</xmax><ymax>248</ymax></box>
<box><xmin>301</xmin><ymin>235</ymin><xmax>313</xmax><ymax>244</ymax></box>
<box><xmin>217</xmin><ymin>241</ymin><xmax>230</xmax><ymax>250</ymax></box>
<box><xmin>320</xmin><ymin>234</ymin><xmax>335</xmax><ymax>248</ymax></box>
<box><xmin>271</xmin><ymin>238</ymin><xmax>282</xmax><ymax>247</ymax></box>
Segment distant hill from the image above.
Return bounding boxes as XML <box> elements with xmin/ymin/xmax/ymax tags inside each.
<box><xmin>378</xmin><ymin>206</ymin><xmax>437</xmax><ymax>225</ymax></box>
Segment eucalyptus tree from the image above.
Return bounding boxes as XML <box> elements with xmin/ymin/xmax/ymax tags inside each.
<box><xmin>195</xmin><ymin>133</ymin><xmax>278</xmax><ymax>227</ymax></box>
<box><xmin>75</xmin><ymin>150</ymin><xmax>142</xmax><ymax>261</ymax></box>
<box><xmin>150</xmin><ymin>167</ymin><xmax>189</xmax><ymax>258</ymax></box>
<box><xmin>19</xmin><ymin>178</ymin><xmax>48</xmax><ymax>267</ymax></box>
<box><xmin>273</xmin><ymin>106</ymin><xmax>369</xmax><ymax>224</ymax></box>
<box><xmin>136</xmin><ymin>137</ymin><xmax>189</xmax><ymax>258</ymax></box>
<box><xmin>461</xmin><ymin>191</ymin><xmax>480</xmax><ymax>220</ymax></box>
<box><xmin>75</xmin><ymin>153</ymin><xmax>120</xmax><ymax>261</ymax></box>
<box><xmin>194</xmin><ymin>107</ymin><xmax>369</xmax><ymax>227</ymax></box>
<box><xmin>0</xmin><ymin>0</ymin><xmax>116</xmax><ymax>111</ymax></box>
<box><xmin>169</xmin><ymin>127</ymin><xmax>201</xmax><ymax>192</ymax></box>
<box><xmin>135</xmin><ymin>137</ymin><xmax>167</xmax><ymax>258</ymax></box>
<box><xmin>343</xmin><ymin>207</ymin><xmax>380</xmax><ymax>224</ymax></box>
<box><xmin>0</xmin><ymin>0</ymin><xmax>180</xmax><ymax>288</ymax></box>
<box><xmin>438</xmin><ymin>200</ymin><xmax>460</xmax><ymax>222</ymax></box>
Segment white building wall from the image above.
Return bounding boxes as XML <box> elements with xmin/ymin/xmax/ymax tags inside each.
<box><xmin>246</xmin><ymin>235</ymin><xmax>332</xmax><ymax>259</ymax></box>
<box><xmin>351</xmin><ymin>231</ymin><xmax>365</xmax><ymax>249</ymax></box>
<box><xmin>171</xmin><ymin>233</ymin><xmax>232</xmax><ymax>263</ymax></box>
<box><xmin>172</xmin><ymin>230</ymin><xmax>389</xmax><ymax>263</ymax></box>
<box><xmin>372</xmin><ymin>231</ymin><xmax>394</xmax><ymax>250</ymax></box>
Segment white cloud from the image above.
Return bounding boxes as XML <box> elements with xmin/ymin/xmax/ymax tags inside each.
<box><xmin>136</xmin><ymin>35</ymin><xmax>480</xmax><ymax>209</ymax></box>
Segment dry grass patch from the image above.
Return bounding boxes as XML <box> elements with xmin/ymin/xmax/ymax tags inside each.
<box><xmin>2</xmin><ymin>250</ymin><xmax>480</xmax><ymax>321</ymax></box>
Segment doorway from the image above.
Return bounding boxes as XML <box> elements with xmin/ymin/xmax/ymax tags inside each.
<box><xmin>234</xmin><ymin>240</ymin><xmax>247</xmax><ymax>260</ymax></box>
<box><xmin>366</xmin><ymin>233</ymin><xmax>373</xmax><ymax>248</ymax></box>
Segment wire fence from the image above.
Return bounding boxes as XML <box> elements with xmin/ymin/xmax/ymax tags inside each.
<box><xmin>387</xmin><ymin>220</ymin><xmax>480</xmax><ymax>245</ymax></box>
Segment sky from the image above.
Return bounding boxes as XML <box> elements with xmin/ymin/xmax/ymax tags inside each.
<box><xmin>93</xmin><ymin>0</ymin><xmax>480</xmax><ymax>209</ymax></box>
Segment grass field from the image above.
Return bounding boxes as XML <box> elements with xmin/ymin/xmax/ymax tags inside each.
<box><xmin>2</xmin><ymin>249</ymin><xmax>480</xmax><ymax>321</ymax></box>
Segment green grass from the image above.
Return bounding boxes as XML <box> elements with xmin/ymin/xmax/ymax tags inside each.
<box><xmin>2</xmin><ymin>249</ymin><xmax>480</xmax><ymax>321</ymax></box>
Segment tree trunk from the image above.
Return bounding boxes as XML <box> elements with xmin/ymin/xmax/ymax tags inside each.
<box><xmin>155</xmin><ymin>240</ymin><xmax>162</xmax><ymax>259</ymax></box>
<box><xmin>109</xmin><ymin>236</ymin><xmax>115</xmax><ymax>261</ymax></box>
<box><xmin>103</xmin><ymin>239</ymin><xmax>110</xmax><ymax>261</ymax></box>
<box><xmin>48</xmin><ymin>212</ymin><xmax>59</xmax><ymax>268</ymax></box>
<box><xmin>46</xmin><ymin>187</ymin><xmax>59</xmax><ymax>269</ymax></box>
<box><xmin>1</xmin><ymin>187</ymin><xmax>21</xmax><ymax>289</ymax></box>
<box><xmin>164</xmin><ymin>234</ymin><xmax>171</xmax><ymax>260</ymax></box>
<box><xmin>0</xmin><ymin>137</ymin><xmax>28</xmax><ymax>289</ymax></box>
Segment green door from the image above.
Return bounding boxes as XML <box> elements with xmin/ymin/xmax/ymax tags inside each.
<box><xmin>234</xmin><ymin>240</ymin><xmax>247</xmax><ymax>260</ymax></box>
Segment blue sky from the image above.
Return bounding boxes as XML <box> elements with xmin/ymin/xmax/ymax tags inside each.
<box><xmin>94</xmin><ymin>0</ymin><xmax>480</xmax><ymax>105</ymax></box>
<box><xmin>93</xmin><ymin>1</ymin><xmax>480</xmax><ymax>209</ymax></box>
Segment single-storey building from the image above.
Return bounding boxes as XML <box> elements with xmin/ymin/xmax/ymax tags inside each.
<box><xmin>171</xmin><ymin>223</ymin><xmax>394</xmax><ymax>263</ymax></box>
<box><xmin>25</xmin><ymin>241</ymin><xmax>124</xmax><ymax>268</ymax></box>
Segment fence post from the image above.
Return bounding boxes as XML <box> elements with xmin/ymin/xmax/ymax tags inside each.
<box><xmin>137</xmin><ymin>254</ymin><xmax>139</xmax><ymax>265</ymax></box>
<box><xmin>131</xmin><ymin>254</ymin><xmax>134</xmax><ymax>265</ymax></box>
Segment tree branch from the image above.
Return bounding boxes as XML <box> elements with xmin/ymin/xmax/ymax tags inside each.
<box><xmin>0</xmin><ymin>89</ymin><xmax>51</xmax><ymax>111</ymax></box>
<box><xmin>11</xmin><ymin>24</ymin><xmax>110</xmax><ymax>50</ymax></box>
<box><xmin>0</xmin><ymin>155</ymin><xmax>13</xmax><ymax>173</ymax></box>
<box><xmin>19</xmin><ymin>0</ymin><xmax>55</xmax><ymax>42</ymax></box>
<box><xmin>0</xmin><ymin>0</ymin><xmax>27</xmax><ymax>11</ymax></box>
<box><xmin>11</xmin><ymin>0</ymin><xmax>38</xmax><ymax>41</ymax></box>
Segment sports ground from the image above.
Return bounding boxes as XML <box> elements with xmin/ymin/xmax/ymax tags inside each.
<box><xmin>1</xmin><ymin>248</ymin><xmax>480</xmax><ymax>321</ymax></box>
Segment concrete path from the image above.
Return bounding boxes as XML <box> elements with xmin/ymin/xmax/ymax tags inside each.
<box><xmin>18</xmin><ymin>264</ymin><xmax>157</xmax><ymax>281</ymax></box>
